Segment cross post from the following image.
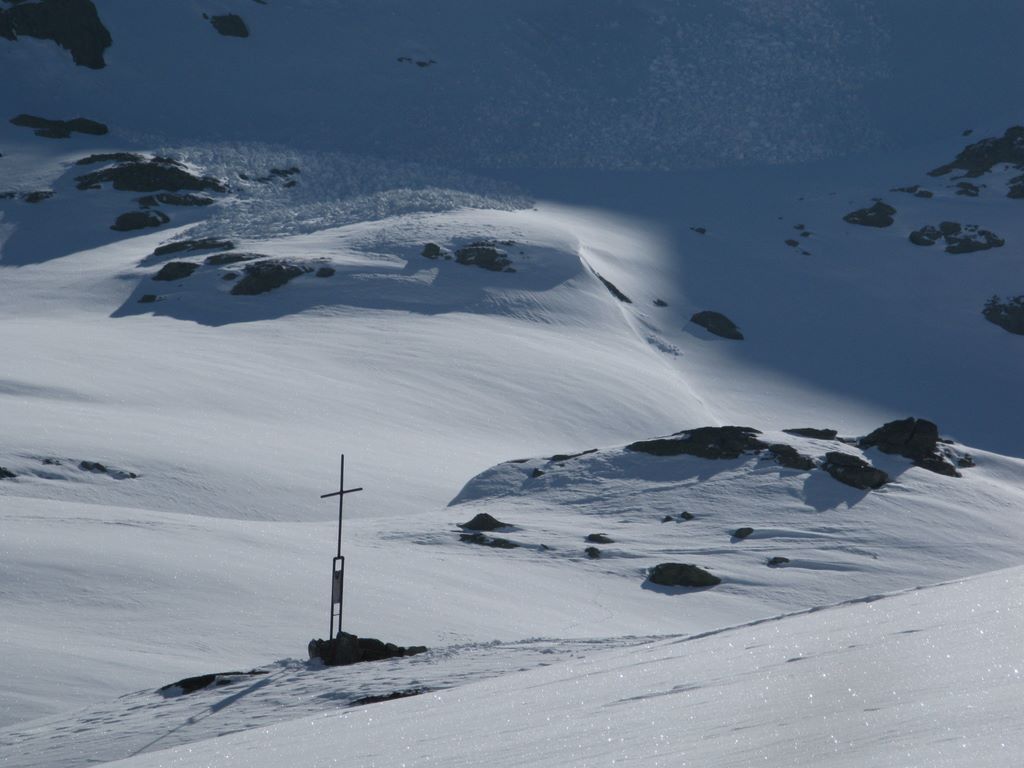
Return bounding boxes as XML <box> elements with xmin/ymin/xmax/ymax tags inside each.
<box><xmin>320</xmin><ymin>454</ymin><xmax>362</xmax><ymax>638</ymax></box>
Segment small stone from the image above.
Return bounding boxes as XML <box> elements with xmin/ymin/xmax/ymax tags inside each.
<box><xmin>586</xmin><ymin>533</ymin><xmax>613</xmax><ymax>544</ymax></box>
<box><xmin>647</xmin><ymin>563</ymin><xmax>721</xmax><ymax>588</ymax></box>
<box><xmin>210</xmin><ymin>13</ymin><xmax>249</xmax><ymax>37</ymax></box>
<box><xmin>733</xmin><ymin>527</ymin><xmax>754</xmax><ymax>540</ymax></box>
<box><xmin>843</xmin><ymin>201</ymin><xmax>896</xmax><ymax>227</ymax></box>
<box><xmin>585</xmin><ymin>547</ymin><xmax>601</xmax><ymax>559</ymax></box>
<box><xmin>679</xmin><ymin>511</ymin><xmax>695</xmax><ymax>521</ymax></box>
<box><xmin>767</xmin><ymin>556</ymin><xmax>790</xmax><ymax>567</ymax></box>
<box><xmin>690</xmin><ymin>311</ymin><xmax>743</xmax><ymax>340</ymax></box>
<box><xmin>138</xmin><ymin>294</ymin><xmax>158</xmax><ymax>304</ymax></box>
<box><xmin>530</xmin><ymin>468</ymin><xmax>545</xmax><ymax>478</ymax></box>
<box><xmin>111</xmin><ymin>210</ymin><xmax>170</xmax><ymax>232</ymax></box>
<box><xmin>315</xmin><ymin>267</ymin><xmax>336</xmax><ymax>278</ymax></box>
<box><xmin>153</xmin><ymin>262</ymin><xmax>200</xmax><ymax>281</ymax></box>
<box><xmin>0</xmin><ymin>467</ymin><xmax>15</xmax><ymax>479</ymax></box>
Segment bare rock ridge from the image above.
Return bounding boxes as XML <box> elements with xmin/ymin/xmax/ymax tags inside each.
<box><xmin>0</xmin><ymin>0</ymin><xmax>111</xmax><ymax>68</ymax></box>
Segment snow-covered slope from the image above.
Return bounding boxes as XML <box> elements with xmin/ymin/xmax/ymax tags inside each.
<box><xmin>36</xmin><ymin>565</ymin><xmax>1022</xmax><ymax>768</ymax></box>
<box><xmin>1</xmin><ymin>1</ymin><xmax>1022</xmax><ymax>761</ymax></box>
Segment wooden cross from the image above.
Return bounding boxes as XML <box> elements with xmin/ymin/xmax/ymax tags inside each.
<box><xmin>320</xmin><ymin>454</ymin><xmax>362</xmax><ymax>638</ymax></box>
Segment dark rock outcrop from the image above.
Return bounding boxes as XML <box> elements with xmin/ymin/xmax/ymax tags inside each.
<box><xmin>459</xmin><ymin>532</ymin><xmax>518</xmax><ymax>549</ymax></box>
<box><xmin>1009</xmin><ymin>175</ymin><xmax>1024</xmax><ymax>199</ymax></box>
<box><xmin>647</xmin><ymin>562</ymin><xmax>721</xmax><ymax>588</ymax></box>
<box><xmin>210</xmin><ymin>13</ymin><xmax>249</xmax><ymax>38</ymax></box>
<box><xmin>586</xmin><ymin>533</ymin><xmax>613</xmax><ymax>544</ymax></box>
<box><xmin>983</xmin><ymin>295</ymin><xmax>1024</xmax><ymax>335</ymax></box>
<box><xmin>766</xmin><ymin>443</ymin><xmax>815</xmax><ymax>471</ymax></box>
<box><xmin>822</xmin><ymin>452</ymin><xmax>889</xmax><ymax>490</ymax></box>
<box><xmin>230</xmin><ymin>261</ymin><xmax>310</xmax><ymax>295</ymax></box>
<box><xmin>843</xmin><ymin>201</ymin><xmax>896</xmax><ymax>227</ymax></box>
<box><xmin>77</xmin><ymin>152</ymin><xmax>144</xmax><ymax>166</ymax></box>
<box><xmin>627</xmin><ymin>426</ymin><xmax>765</xmax><ymax>459</ymax></box>
<box><xmin>585</xmin><ymin>546</ymin><xmax>601</xmax><ymax>559</ymax></box>
<box><xmin>204</xmin><ymin>252</ymin><xmax>263</xmax><ymax>266</ymax></box>
<box><xmin>421</xmin><ymin>242</ymin><xmax>446</xmax><ymax>259</ymax></box>
<box><xmin>111</xmin><ymin>210</ymin><xmax>169</xmax><ymax>231</ymax></box>
<box><xmin>459</xmin><ymin>512</ymin><xmax>509</xmax><ymax>532</ymax></box>
<box><xmin>137</xmin><ymin>192</ymin><xmax>214</xmax><ymax>207</ymax></box>
<box><xmin>782</xmin><ymin>427</ymin><xmax>838</xmax><ymax>440</ymax></box>
<box><xmin>308</xmin><ymin>632</ymin><xmax>427</xmax><ymax>667</ymax></box>
<box><xmin>23</xmin><ymin>190</ymin><xmax>53</xmax><ymax>203</ymax></box>
<box><xmin>153</xmin><ymin>262</ymin><xmax>200</xmax><ymax>282</ymax></box>
<box><xmin>77</xmin><ymin>157</ymin><xmax>227</xmax><ymax>193</ymax></box>
<box><xmin>454</xmin><ymin>244</ymin><xmax>513</xmax><ymax>272</ymax></box>
<box><xmin>315</xmin><ymin>267</ymin><xmax>335</xmax><ymax>278</ymax></box>
<box><xmin>548</xmin><ymin>448</ymin><xmax>598</xmax><ymax>463</ymax></box>
<box><xmin>908</xmin><ymin>222</ymin><xmax>1004</xmax><ymax>253</ymax></box>
<box><xmin>733</xmin><ymin>527</ymin><xmax>754</xmax><ymax>540</ymax></box>
<box><xmin>690</xmin><ymin>310</ymin><xmax>743</xmax><ymax>340</ymax></box>
<box><xmin>891</xmin><ymin>185</ymin><xmax>933</xmax><ymax>199</ymax></box>
<box><xmin>158</xmin><ymin>670</ymin><xmax>268</xmax><ymax>696</ymax></box>
<box><xmin>352</xmin><ymin>689</ymin><xmax>427</xmax><ymax>707</ymax></box>
<box><xmin>0</xmin><ymin>0</ymin><xmax>112</xmax><ymax>68</ymax></box>
<box><xmin>928</xmin><ymin>126</ymin><xmax>1024</xmax><ymax>178</ymax></box>
<box><xmin>153</xmin><ymin>238</ymin><xmax>234</xmax><ymax>257</ymax></box>
<box><xmin>0</xmin><ymin>467</ymin><xmax>15</xmax><ymax>479</ymax></box>
<box><xmin>860</xmin><ymin>417</ymin><xmax>960</xmax><ymax>477</ymax></box>
<box><xmin>955</xmin><ymin>181</ymin><xmax>982</xmax><ymax>197</ymax></box>
<box><xmin>10</xmin><ymin>114</ymin><xmax>107</xmax><ymax>139</ymax></box>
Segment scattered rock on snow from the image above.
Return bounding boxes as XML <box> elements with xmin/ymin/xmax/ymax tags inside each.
<box><xmin>767</xmin><ymin>556</ymin><xmax>790</xmax><ymax>567</ymax></box>
<box><xmin>315</xmin><ymin>267</ymin><xmax>336</xmax><ymax>278</ymax></box>
<box><xmin>822</xmin><ymin>452</ymin><xmax>889</xmax><ymax>490</ymax></box>
<box><xmin>10</xmin><ymin>114</ymin><xmax>108</xmax><ymax>139</ymax></box>
<box><xmin>23</xmin><ymin>191</ymin><xmax>54</xmax><ymax>203</ymax></box>
<box><xmin>153</xmin><ymin>238</ymin><xmax>234</xmax><ymax>257</ymax></box>
<box><xmin>627</xmin><ymin>426</ymin><xmax>765</xmax><ymax>459</ymax></box>
<box><xmin>928</xmin><ymin>125</ymin><xmax>1024</xmax><ymax>178</ymax></box>
<box><xmin>733</xmin><ymin>527</ymin><xmax>754</xmax><ymax>540</ymax></box>
<box><xmin>982</xmin><ymin>295</ymin><xmax>1024</xmax><ymax>334</ymax></box>
<box><xmin>158</xmin><ymin>670</ymin><xmax>268</xmax><ymax>696</ymax></box>
<box><xmin>454</xmin><ymin>244</ymin><xmax>513</xmax><ymax>272</ymax></box>
<box><xmin>209</xmin><ymin>13</ymin><xmax>249</xmax><ymax>37</ymax></box>
<box><xmin>0</xmin><ymin>0</ymin><xmax>111</xmax><ymax>68</ymax></box>
<box><xmin>766</xmin><ymin>443</ymin><xmax>815</xmax><ymax>471</ymax></box>
<box><xmin>586</xmin><ymin>533</ymin><xmax>614</xmax><ymax>544</ymax></box>
<box><xmin>230</xmin><ymin>261</ymin><xmax>310</xmax><ymax>295</ymax></box>
<box><xmin>0</xmin><ymin>467</ymin><xmax>15</xmax><ymax>479</ymax></box>
<box><xmin>843</xmin><ymin>201</ymin><xmax>896</xmax><ymax>227</ymax></box>
<box><xmin>860</xmin><ymin>417</ymin><xmax>960</xmax><ymax>477</ymax></box>
<box><xmin>76</xmin><ymin>152</ymin><xmax>144</xmax><ymax>166</ymax></box>
<box><xmin>647</xmin><ymin>563</ymin><xmax>721</xmax><ymax>588</ymax></box>
<box><xmin>459</xmin><ymin>532</ymin><xmax>518</xmax><ymax>549</ymax></box>
<box><xmin>690</xmin><ymin>310</ymin><xmax>743</xmax><ymax>340</ymax></box>
<box><xmin>77</xmin><ymin>157</ymin><xmax>227</xmax><ymax>193</ymax></box>
<box><xmin>585</xmin><ymin>546</ymin><xmax>601</xmax><ymax>559</ymax></box>
<box><xmin>153</xmin><ymin>261</ymin><xmax>200</xmax><ymax>281</ymax></box>
<box><xmin>204</xmin><ymin>252</ymin><xmax>261</xmax><ymax>266</ymax></box>
<box><xmin>891</xmin><ymin>185</ymin><xmax>933</xmax><ymax>198</ymax></box>
<box><xmin>111</xmin><ymin>210</ymin><xmax>169</xmax><ymax>231</ymax></box>
<box><xmin>459</xmin><ymin>512</ymin><xmax>510</xmax><ymax>531</ymax></box>
<box><xmin>137</xmin><ymin>192</ymin><xmax>214</xmax><ymax>207</ymax></box>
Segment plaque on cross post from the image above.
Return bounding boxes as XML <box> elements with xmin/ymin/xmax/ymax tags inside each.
<box><xmin>320</xmin><ymin>454</ymin><xmax>362</xmax><ymax>638</ymax></box>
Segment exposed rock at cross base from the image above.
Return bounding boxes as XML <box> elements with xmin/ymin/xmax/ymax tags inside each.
<box><xmin>308</xmin><ymin>632</ymin><xmax>427</xmax><ymax>667</ymax></box>
<box><xmin>647</xmin><ymin>563</ymin><xmax>721</xmax><ymax>588</ymax></box>
<box><xmin>821</xmin><ymin>452</ymin><xmax>889</xmax><ymax>490</ymax></box>
<box><xmin>690</xmin><ymin>310</ymin><xmax>743</xmax><ymax>340</ymax></box>
<box><xmin>0</xmin><ymin>0</ymin><xmax>112</xmax><ymax>68</ymax></box>
<box><xmin>158</xmin><ymin>670</ymin><xmax>268</xmax><ymax>696</ymax></box>
<box><xmin>860</xmin><ymin>418</ymin><xmax>960</xmax><ymax>477</ymax></box>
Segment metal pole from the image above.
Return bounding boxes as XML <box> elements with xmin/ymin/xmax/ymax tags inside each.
<box><xmin>337</xmin><ymin>454</ymin><xmax>344</xmax><ymax>558</ymax></box>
